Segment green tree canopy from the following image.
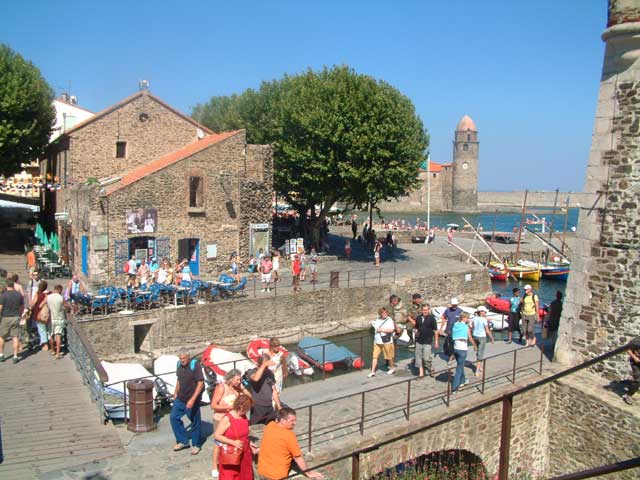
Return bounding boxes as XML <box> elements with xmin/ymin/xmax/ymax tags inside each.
<box><xmin>193</xmin><ymin>65</ymin><xmax>429</xmax><ymax>241</ymax></box>
<box><xmin>0</xmin><ymin>44</ymin><xmax>55</xmax><ymax>175</ymax></box>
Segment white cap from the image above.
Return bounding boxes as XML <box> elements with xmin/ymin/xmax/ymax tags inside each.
<box><xmin>476</xmin><ymin>306</ymin><xmax>488</xmax><ymax>313</ymax></box>
<box><xmin>451</xmin><ymin>297</ymin><xmax>459</xmax><ymax>305</ymax></box>
<box><xmin>524</xmin><ymin>284</ymin><xmax>532</xmax><ymax>291</ymax></box>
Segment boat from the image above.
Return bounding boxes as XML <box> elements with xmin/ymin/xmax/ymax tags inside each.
<box><xmin>506</xmin><ymin>265</ymin><xmax>541</xmax><ymax>281</ymax></box>
<box><xmin>101</xmin><ymin>361</ymin><xmax>157</xmax><ymax>420</ymax></box>
<box><xmin>488</xmin><ymin>267</ymin><xmax>508</xmax><ymax>281</ymax></box>
<box><xmin>201</xmin><ymin>344</ymin><xmax>254</xmax><ymax>382</ymax></box>
<box><xmin>297</xmin><ymin>336</ymin><xmax>363</xmax><ymax>372</ymax></box>
<box><xmin>517</xmin><ymin>259</ymin><xmax>570</xmax><ymax>281</ymax></box>
<box><xmin>153</xmin><ymin>355</ymin><xmax>212</xmax><ymax>403</ymax></box>
<box><xmin>246</xmin><ymin>338</ymin><xmax>314</xmax><ymax>376</ymax></box>
<box><xmin>485</xmin><ymin>294</ymin><xmax>548</xmax><ymax>319</ymax></box>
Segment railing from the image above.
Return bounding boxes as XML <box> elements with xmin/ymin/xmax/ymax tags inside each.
<box><xmin>286</xmin><ymin>340</ymin><xmax>638</xmax><ymax>480</ymax></box>
<box><xmin>249</xmin><ymin>267</ymin><xmax>397</xmax><ymax>298</ymax></box>
<box><xmin>66</xmin><ymin>313</ymin><xmax>109</xmax><ymax>423</ymax></box>
<box><xmin>298</xmin><ymin>342</ymin><xmax>546</xmax><ymax>452</ymax></box>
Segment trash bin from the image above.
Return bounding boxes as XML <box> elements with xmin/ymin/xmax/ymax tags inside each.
<box><xmin>329</xmin><ymin>271</ymin><xmax>339</xmax><ymax>288</ymax></box>
<box><xmin>127</xmin><ymin>378</ymin><xmax>157</xmax><ymax>432</ymax></box>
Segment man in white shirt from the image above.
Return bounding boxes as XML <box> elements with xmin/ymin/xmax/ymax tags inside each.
<box><xmin>46</xmin><ymin>284</ymin><xmax>67</xmax><ymax>358</ymax></box>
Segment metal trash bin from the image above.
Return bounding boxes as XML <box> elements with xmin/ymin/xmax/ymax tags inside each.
<box><xmin>329</xmin><ymin>271</ymin><xmax>339</xmax><ymax>288</ymax></box>
<box><xmin>127</xmin><ymin>379</ymin><xmax>157</xmax><ymax>432</ymax></box>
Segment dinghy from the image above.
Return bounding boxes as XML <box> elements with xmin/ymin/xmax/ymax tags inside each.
<box><xmin>297</xmin><ymin>336</ymin><xmax>363</xmax><ymax>372</ymax></box>
<box><xmin>201</xmin><ymin>344</ymin><xmax>254</xmax><ymax>382</ymax></box>
<box><xmin>246</xmin><ymin>338</ymin><xmax>314</xmax><ymax>376</ymax></box>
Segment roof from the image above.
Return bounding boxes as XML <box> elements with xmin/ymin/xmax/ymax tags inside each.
<box><xmin>428</xmin><ymin>162</ymin><xmax>452</xmax><ymax>173</ymax></box>
<box><xmin>53</xmin><ymin>98</ymin><xmax>94</xmax><ymax>115</ymax></box>
<box><xmin>456</xmin><ymin>115</ymin><xmax>477</xmax><ymax>132</ymax></box>
<box><xmin>105</xmin><ymin>130</ymin><xmax>241</xmax><ymax>195</ymax></box>
<box><xmin>56</xmin><ymin>90</ymin><xmax>214</xmax><ymax>139</ymax></box>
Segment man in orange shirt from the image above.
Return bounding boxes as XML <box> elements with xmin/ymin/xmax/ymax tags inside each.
<box><xmin>26</xmin><ymin>248</ymin><xmax>36</xmax><ymax>272</ymax></box>
<box><xmin>257</xmin><ymin>407</ymin><xmax>323</xmax><ymax>480</ymax></box>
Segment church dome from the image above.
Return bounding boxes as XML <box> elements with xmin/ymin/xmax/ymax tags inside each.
<box><xmin>456</xmin><ymin>115</ymin><xmax>477</xmax><ymax>132</ymax></box>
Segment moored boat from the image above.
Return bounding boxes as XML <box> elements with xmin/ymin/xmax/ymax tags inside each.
<box><xmin>246</xmin><ymin>338</ymin><xmax>314</xmax><ymax>376</ymax></box>
<box><xmin>488</xmin><ymin>267</ymin><xmax>508</xmax><ymax>281</ymax></box>
<box><xmin>506</xmin><ymin>265</ymin><xmax>541</xmax><ymax>281</ymax></box>
<box><xmin>518</xmin><ymin>259</ymin><xmax>570</xmax><ymax>281</ymax></box>
<box><xmin>201</xmin><ymin>344</ymin><xmax>254</xmax><ymax>381</ymax></box>
<box><xmin>485</xmin><ymin>294</ymin><xmax>547</xmax><ymax>319</ymax></box>
<box><xmin>297</xmin><ymin>336</ymin><xmax>363</xmax><ymax>372</ymax></box>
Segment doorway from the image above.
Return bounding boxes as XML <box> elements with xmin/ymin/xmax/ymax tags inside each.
<box><xmin>178</xmin><ymin>238</ymin><xmax>200</xmax><ymax>275</ymax></box>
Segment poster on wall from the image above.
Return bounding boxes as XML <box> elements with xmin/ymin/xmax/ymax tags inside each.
<box><xmin>135</xmin><ymin>248</ymin><xmax>148</xmax><ymax>263</ymax></box>
<box><xmin>126</xmin><ymin>208</ymin><xmax>157</xmax><ymax>234</ymax></box>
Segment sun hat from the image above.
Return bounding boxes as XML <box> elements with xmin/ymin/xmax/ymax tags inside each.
<box><xmin>524</xmin><ymin>284</ymin><xmax>532</xmax><ymax>291</ymax></box>
<box><xmin>450</xmin><ymin>297</ymin><xmax>459</xmax><ymax>305</ymax></box>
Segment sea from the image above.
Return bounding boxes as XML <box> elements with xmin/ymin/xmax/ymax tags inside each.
<box><xmin>352</xmin><ymin>208</ymin><xmax>580</xmax><ymax>234</ymax></box>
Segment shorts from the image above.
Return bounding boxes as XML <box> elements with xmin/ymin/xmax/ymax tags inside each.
<box><xmin>0</xmin><ymin>316</ymin><xmax>20</xmax><ymax>340</ymax></box>
<box><xmin>521</xmin><ymin>313</ymin><xmax>537</xmax><ymax>335</ymax></box>
<box><xmin>372</xmin><ymin>342</ymin><xmax>394</xmax><ymax>360</ymax></box>
<box><xmin>261</xmin><ymin>272</ymin><xmax>272</xmax><ymax>283</ymax></box>
<box><xmin>508</xmin><ymin>312</ymin><xmax>521</xmax><ymax>332</ymax></box>
<box><xmin>374</xmin><ymin>252</ymin><xmax>380</xmax><ymax>259</ymax></box>
<box><xmin>309</xmin><ymin>264</ymin><xmax>317</xmax><ymax>273</ymax></box>
<box><xmin>51</xmin><ymin>321</ymin><xmax>66</xmax><ymax>336</ymax></box>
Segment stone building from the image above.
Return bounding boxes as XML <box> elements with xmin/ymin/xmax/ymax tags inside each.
<box><xmin>42</xmin><ymin>90</ymin><xmax>272</xmax><ymax>286</ymax></box>
<box><xmin>556</xmin><ymin>0</ymin><xmax>640</xmax><ymax>379</ymax></box>
<box><xmin>380</xmin><ymin>115</ymin><xmax>479</xmax><ymax>213</ymax></box>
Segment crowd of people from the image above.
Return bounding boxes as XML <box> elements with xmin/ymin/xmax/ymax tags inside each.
<box><xmin>170</xmin><ymin>341</ymin><xmax>323</xmax><ymax>480</ymax></box>
<box><xmin>0</xmin><ymin>268</ymin><xmax>70</xmax><ymax>363</ymax></box>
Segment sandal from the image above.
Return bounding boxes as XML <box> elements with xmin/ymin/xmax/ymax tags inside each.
<box><xmin>56</xmin><ymin>354</ymin><xmax>64</xmax><ymax>359</ymax></box>
<box><xmin>191</xmin><ymin>446</ymin><xmax>201</xmax><ymax>455</ymax></box>
<box><xmin>173</xmin><ymin>443</ymin><xmax>189</xmax><ymax>452</ymax></box>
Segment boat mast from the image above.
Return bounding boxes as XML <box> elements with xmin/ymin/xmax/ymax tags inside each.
<box><xmin>426</xmin><ymin>153</ymin><xmax>431</xmax><ymax>230</ymax></box>
<box><xmin>546</xmin><ymin>188</ymin><xmax>559</xmax><ymax>262</ymax></box>
<box><xmin>561</xmin><ymin>193</ymin><xmax>571</xmax><ymax>255</ymax></box>
<box><xmin>491</xmin><ymin>209</ymin><xmax>497</xmax><ymax>250</ymax></box>
<box><xmin>515</xmin><ymin>189</ymin><xmax>528</xmax><ymax>264</ymax></box>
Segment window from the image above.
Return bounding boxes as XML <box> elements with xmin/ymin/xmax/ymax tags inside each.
<box><xmin>467</xmin><ymin>134</ymin><xmax>471</xmax><ymax>141</ymax></box>
<box><xmin>116</xmin><ymin>141</ymin><xmax>127</xmax><ymax>158</ymax></box>
<box><xmin>189</xmin><ymin>176</ymin><xmax>203</xmax><ymax>208</ymax></box>
<box><xmin>463</xmin><ymin>144</ymin><xmax>469</xmax><ymax>151</ymax></box>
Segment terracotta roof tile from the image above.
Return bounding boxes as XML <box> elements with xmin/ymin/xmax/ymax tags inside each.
<box><xmin>105</xmin><ymin>130</ymin><xmax>241</xmax><ymax>195</ymax></box>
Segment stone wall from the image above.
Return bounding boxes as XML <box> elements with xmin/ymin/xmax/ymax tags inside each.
<box><xmin>547</xmin><ymin>375</ymin><xmax>640</xmax><ymax>479</ymax></box>
<box><xmin>78</xmin><ymin>266</ymin><xmax>490</xmax><ymax>359</ymax></box>
<box><xmin>556</xmin><ymin>2</ymin><xmax>640</xmax><ymax>379</ymax></box>
<box><xmin>65</xmin><ymin>93</ymin><xmax>202</xmax><ymax>182</ymax></box>
<box><xmin>378</xmin><ymin>165</ymin><xmax>453</xmax><ymax>213</ymax></box>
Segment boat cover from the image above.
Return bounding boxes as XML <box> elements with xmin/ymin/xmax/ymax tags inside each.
<box><xmin>297</xmin><ymin>336</ymin><xmax>357</xmax><ymax>365</ymax></box>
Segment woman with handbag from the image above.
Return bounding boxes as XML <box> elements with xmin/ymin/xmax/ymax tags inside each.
<box><xmin>30</xmin><ymin>280</ymin><xmax>50</xmax><ymax>351</ymax></box>
<box><xmin>214</xmin><ymin>395</ymin><xmax>256</xmax><ymax>480</ymax></box>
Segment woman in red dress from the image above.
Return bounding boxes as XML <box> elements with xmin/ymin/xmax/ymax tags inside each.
<box><xmin>214</xmin><ymin>395</ymin><xmax>255</xmax><ymax>480</ymax></box>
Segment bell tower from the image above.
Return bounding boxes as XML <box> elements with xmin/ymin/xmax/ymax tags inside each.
<box><xmin>452</xmin><ymin>115</ymin><xmax>479</xmax><ymax>211</ymax></box>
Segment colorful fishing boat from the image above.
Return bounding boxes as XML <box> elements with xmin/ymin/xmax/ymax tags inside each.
<box><xmin>297</xmin><ymin>336</ymin><xmax>363</xmax><ymax>372</ymax></box>
<box><xmin>488</xmin><ymin>267</ymin><xmax>508</xmax><ymax>281</ymax></box>
<box><xmin>506</xmin><ymin>265</ymin><xmax>541</xmax><ymax>281</ymax></box>
<box><xmin>517</xmin><ymin>259</ymin><xmax>570</xmax><ymax>281</ymax></box>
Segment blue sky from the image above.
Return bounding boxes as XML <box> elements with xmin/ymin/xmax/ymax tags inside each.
<box><xmin>1</xmin><ymin>0</ymin><xmax>606</xmax><ymax>191</ymax></box>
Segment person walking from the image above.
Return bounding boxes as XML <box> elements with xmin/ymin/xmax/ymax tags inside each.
<box><xmin>257</xmin><ymin>407</ymin><xmax>324</xmax><ymax>480</ymax></box>
<box><xmin>451</xmin><ymin>312</ymin><xmax>477</xmax><ymax>394</ymax></box>
<box><xmin>170</xmin><ymin>352</ymin><xmax>204</xmax><ymax>455</ymax></box>
<box><xmin>507</xmin><ymin>288</ymin><xmax>523</xmax><ymax>344</ymax></box>
<box><xmin>214</xmin><ymin>395</ymin><xmax>256</xmax><ymax>480</ymax></box>
<box><xmin>520</xmin><ymin>285</ymin><xmax>540</xmax><ymax>347</ymax></box>
<box><xmin>0</xmin><ymin>278</ymin><xmax>25</xmax><ymax>363</ymax></box>
<box><xmin>439</xmin><ymin>297</ymin><xmax>463</xmax><ymax>364</ymax></box>
<box><xmin>267</xmin><ymin>338</ymin><xmax>287</xmax><ymax>393</ymax></box>
<box><xmin>410</xmin><ymin>304</ymin><xmax>439</xmax><ymax>378</ymax></box>
<box><xmin>344</xmin><ymin>240</ymin><xmax>352</xmax><ymax>261</ymax></box>
<box><xmin>259</xmin><ymin>256</ymin><xmax>273</xmax><ymax>293</ymax></box>
<box><xmin>471</xmin><ymin>307</ymin><xmax>494</xmax><ymax>377</ymax></box>
<box><xmin>66</xmin><ymin>275</ymin><xmax>87</xmax><ymax>314</ymax></box>
<box><xmin>546</xmin><ymin>291</ymin><xmax>563</xmax><ymax>347</ymax></box>
<box><xmin>368</xmin><ymin>307</ymin><xmax>396</xmax><ymax>377</ymax></box>
<box><xmin>290</xmin><ymin>255</ymin><xmax>301</xmax><ymax>293</ymax></box>
<box><xmin>351</xmin><ymin>217</ymin><xmax>358</xmax><ymax>240</ymax></box>
<box><xmin>308</xmin><ymin>248</ymin><xmax>318</xmax><ymax>283</ymax></box>
<box><xmin>30</xmin><ymin>280</ymin><xmax>50</xmax><ymax>351</ymax></box>
<box><xmin>26</xmin><ymin>247</ymin><xmax>36</xmax><ymax>272</ymax></box>
<box><xmin>46</xmin><ymin>284</ymin><xmax>67</xmax><ymax>359</ymax></box>
<box><xmin>622</xmin><ymin>342</ymin><xmax>640</xmax><ymax>405</ymax></box>
<box><xmin>373</xmin><ymin>239</ymin><xmax>382</xmax><ymax>267</ymax></box>
<box><xmin>211</xmin><ymin>369</ymin><xmax>252</xmax><ymax>479</ymax></box>
<box><xmin>271</xmin><ymin>251</ymin><xmax>280</xmax><ymax>284</ymax></box>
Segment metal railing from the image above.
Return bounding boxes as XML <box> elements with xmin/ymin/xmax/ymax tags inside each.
<box><xmin>249</xmin><ymin>267</ymin><xmax>397</xmax><ymax>298</ymax></box>
<box><xmin>66</xmin><ymin>313</ymin><xmax>109</xmax><ymax>422</ymax></box>
<box><xmin>284</xmin><ymin>340</ymin><xmax>637</xmax><ymax>480</ymax></box>
<box><xmin>298</xmin><ymin>342</ymin><xmax>546</xmax><ymax>452</ymax></box>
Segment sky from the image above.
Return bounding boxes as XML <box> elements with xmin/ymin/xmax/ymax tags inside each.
<box><xmin>1</xmin><ymin>0</ymin><xmax>606</xmax><ymax>191</ymax></box>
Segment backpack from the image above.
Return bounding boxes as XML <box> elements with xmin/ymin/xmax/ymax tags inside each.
<box><xmin>124</xmin><ymin>262</ymin><xmax>130</xmax><ymax>273</ymax></box>
<box><xmin>177</xmin><ymin>358</ymin><xmax>198</xmax><ymax>371</ymax></box>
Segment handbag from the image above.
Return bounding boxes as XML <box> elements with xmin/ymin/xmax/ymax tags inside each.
<box><xmin>219</xmin><ymin>413</ymin><xmax>243</xmax><ymax>466</ymax></box>
<box><xmin>36</xmin><ymin>297</ymin><xmax>50</xmax><ymax>324</ymax></box>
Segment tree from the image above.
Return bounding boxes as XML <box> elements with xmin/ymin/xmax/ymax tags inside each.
<box><xmin>193</xmin><ymin>65</ymin><xmax>429</xmax><ymax>243</ymax></box>
<box><xmin>0</xmin><ymin>44</ymin><xmax>55</xmax><ymax>175</ymax></box>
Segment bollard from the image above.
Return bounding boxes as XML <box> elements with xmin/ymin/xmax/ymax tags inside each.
<box><xmin>127</xmin><ymin>379</ymin><xmax>156</xmax><ymax>432</ymax></box>
<box><xmin>329</xmin><ymin>271</ymin><xmax>339</xmax><ymax>288</ymax></box>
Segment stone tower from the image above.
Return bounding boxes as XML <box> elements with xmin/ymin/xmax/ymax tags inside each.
<box><xmin>452</xmin><ymin>115</ymin><xmax>479</xmax><ymax>211</ymax></box>
<box><xmin>555</xmin><ymin>0</ymin><xmax>640</xmax><ymax>379</ymax></box>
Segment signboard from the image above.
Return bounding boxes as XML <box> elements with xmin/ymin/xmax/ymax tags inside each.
<box><xmin>93</xmin><ymin>234</ymin><xmax>109</xmax><ymax>251</ymax></box>
<box><xmin>206</xmin><ymin>243</ymin><xmax>218</xmax><ymax>259</ymax></box>
<box><xmin>135</xmin><ymin>248</ymin><xmax>148</xmax><ymax>263</ymax></box>
<box><xmin>126</xmin><ymin>208</ymin><xmax>157</xmax><ymax>234</ymax></box>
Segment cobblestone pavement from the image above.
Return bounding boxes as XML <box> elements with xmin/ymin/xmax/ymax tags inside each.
<box><xmin>40</xmin><ymin>338</ymin><xmax>551</xmax><ymax>480</ymax></box>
